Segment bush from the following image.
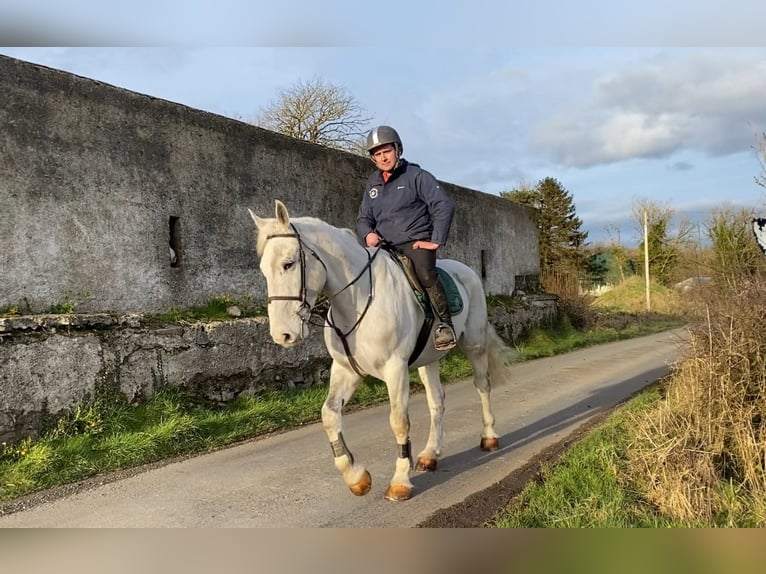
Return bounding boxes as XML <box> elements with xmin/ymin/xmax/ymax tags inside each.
<box><xmin>627</xmin><ymin>271</ymin><xmax>766</xmax><ymax>526</ymax></box>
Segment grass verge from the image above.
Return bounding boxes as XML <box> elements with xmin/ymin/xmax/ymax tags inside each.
<box><xmin>487</xmin><ymin>385</ymin><xmax>703</xmax><ymax>528</ymax></box>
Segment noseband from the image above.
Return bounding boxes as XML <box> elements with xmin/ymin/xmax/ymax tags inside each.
<box><xmin>263</xmin><ymin>223</ymin><xmax>381</xmax><ymax>377</ymax></box>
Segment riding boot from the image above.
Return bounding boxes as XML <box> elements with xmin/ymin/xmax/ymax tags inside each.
<box><xmin>425</xmin><ymin>280</ymin><xmax>457</xmax><ymax>351</ymax></box>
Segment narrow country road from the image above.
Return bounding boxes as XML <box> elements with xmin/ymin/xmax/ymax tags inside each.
<box><xmin>0</xmin><ymin>329</ymin><xmax>688</xmax><ymax>527</ymax></box>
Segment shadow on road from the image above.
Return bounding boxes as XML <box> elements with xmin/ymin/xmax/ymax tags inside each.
<box><xmin>408</xmin><ymin>365</ymin><xmax>669</xmax><ymax>498</ymax></box>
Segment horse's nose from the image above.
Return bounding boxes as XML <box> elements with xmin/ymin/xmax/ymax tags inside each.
<box><xmin>280</xmin><ymin>332</ymin><xmax>294</xmax><ymax>345</ymax></box>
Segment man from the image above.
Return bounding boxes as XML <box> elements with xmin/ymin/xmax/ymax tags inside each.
<box><xmin>356</xmin><ymin>125</ymin><xmax>457</xmax><ymax>351</ymax></box>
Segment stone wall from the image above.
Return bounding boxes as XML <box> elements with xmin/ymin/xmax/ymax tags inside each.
<box><xmin>0</xmin><ymin>314</ymin><xmax>330</xmax><ymax>443</ymax></box>
<box><xmin>0</xmin><ymin>54</ymin><xmax>539</xmax><ymax>315</ymax></box>
<box><xmin>0</xmin><ymin>293</ymin><xmax>556</xmax><ymax>443</ymax></box>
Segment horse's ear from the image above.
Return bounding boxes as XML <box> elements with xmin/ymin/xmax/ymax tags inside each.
<box><xmin>275</xmin><ymin>200</ymin><xmax>290</xmax><ymax>226</ymax></box>
<box><xmin>247</xmin><ymin>208</ymin><xmax>266</xmax><ymax>230</ymax></box>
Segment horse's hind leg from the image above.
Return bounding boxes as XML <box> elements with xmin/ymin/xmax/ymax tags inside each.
<box><xmin>414</xmin><ymin>361</ymin><xmax>445</xmax><ymax>471</ymax></box>
<box><xmin>321</xmin><ymin>362</ymin><xmax>371</xmax><ymax>496</ymax></box>
<box><xmin>460</xmin><ymin>331</ymin><xmax>500</xmax><ymax>452</ymax></box>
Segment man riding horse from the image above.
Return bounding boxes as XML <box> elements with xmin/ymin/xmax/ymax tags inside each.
<box><xmin>356</xmin><ymin>125</ymin><xmax>458</xmax><ymax>351</ymax></box>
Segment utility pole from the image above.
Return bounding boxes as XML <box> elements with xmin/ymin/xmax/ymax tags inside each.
<box><xmin>644</xmin><ymin>209</ymin><xmax>651</xmax><ymax>311</ymax></box>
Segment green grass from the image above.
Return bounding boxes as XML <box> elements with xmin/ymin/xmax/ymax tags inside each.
<box><xmin>0</xmin><ymin>381</ymin><xmax>397</xmax><ymax>504</ymax></box>
<box><xmin>516</xmin><ymin>312</ymin><xmax>685</xmax><ymax>360</ymax></box>
<box><xmin>488</xmin><ymin>387</ymin><xmax>701</xmax><ymax>528</ymax></box>
<box><xmin>145</xmin><ymin>295</ymin><xmax>266</xmax><ymax>324</ymax></box>
<box><xmin>49</xmin><ymin>301</ymin><xmax>76</xmax><ymax>314</ymax></box>
<box><xmin>0</xmin><ymin>305</ymin><xmax>20</xmax><ymax>317</ymax></box>
<box><xmin>592</xmin><ymin>276</ymin><xmax>681</xmax><ymax>314</ymax></box>
<box><xmin>0</xmin><ymin>308</ymin><xmax>681</xmax><ymax>505</ymax></box>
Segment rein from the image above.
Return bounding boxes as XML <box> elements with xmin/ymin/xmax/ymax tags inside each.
<box><xmin>264</xmin><ymin>223</ymin><xmax>381</xmax><ymax>377</ymax></box>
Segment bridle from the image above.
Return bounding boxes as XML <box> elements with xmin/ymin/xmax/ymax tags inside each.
<box><xmin>263</xmin><ymin>223</ymin><xmax>382</xmax><ymax>377</ymax></box>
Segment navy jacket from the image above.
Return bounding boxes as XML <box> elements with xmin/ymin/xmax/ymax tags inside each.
<box><xmin>356</xmin><ymin>160</ymin><xmax>455</xmax><ymax>246</ymax></box>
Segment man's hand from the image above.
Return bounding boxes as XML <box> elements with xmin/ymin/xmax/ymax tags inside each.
<box><xmin>412</xmin><ymin>240</ymin><xmax>440</xmax><ymax>250</ymax></box>
<box><xmin>365</xmin><ymin>232</ymin><xmax>382</xmax><ymax>247</ymax></box>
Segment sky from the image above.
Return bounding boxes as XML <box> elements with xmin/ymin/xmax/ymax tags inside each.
<box><xmin>2</xmin><ymin>3</ymin><xmax>766</xmax><ymax>247</ymax></box>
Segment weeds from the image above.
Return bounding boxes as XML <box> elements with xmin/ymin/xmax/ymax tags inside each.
<box><xmin>627</xmin><ymin>277</ymin><xmax>766</xmax><ymax>526</ymax></box>
<box><xmin>49</xmin><ymin>301</ymin><xmax>76</xmax><ymax>314</ymax></box>
<box><xmin>0</xmin><ymin>305</ymin><xmax>20</xmax><ymax>317</ymax></box>
<box><xmin>145</xmin><ymin>295</ymin><xmax>267</xmax><ymax>324</ymax></box>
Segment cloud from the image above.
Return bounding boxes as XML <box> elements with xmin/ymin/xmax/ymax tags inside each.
<box><xmin>401</xmin><ymin>62</ymin><xmax>560</xmax><ymax>192</ymax></box>
<box><xmin>668</xmin><ymin>161</ymin><xmax>693</xmax><ymax>171</ymax></box>
<box><xmin>533</xmin><ymin>50</ymin><xmax>766</xmax><ymax>168</ymax></box>
<box><xmin>0</xmin><ymin>1</ymin><xmax>365</xmax><ymax>45</ymax></box>
<box><xmin>397</xmin><ymin>49</ymin><xmax>766</xmax><ymax>194</ymax></box>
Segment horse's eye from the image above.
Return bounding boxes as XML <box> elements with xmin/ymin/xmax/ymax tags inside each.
<box><xmin>283</xmin><ymin>261</ymin><xmax>295</xmax><ymax>271</ymax></box>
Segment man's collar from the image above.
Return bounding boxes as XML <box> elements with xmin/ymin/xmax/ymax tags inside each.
<box><xmin>377</xmin><ymin>159</ymin><xmax>407</xmax><ymax>182</ymax></box>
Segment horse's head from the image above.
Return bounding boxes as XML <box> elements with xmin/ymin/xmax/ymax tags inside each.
<box><xmin>248</xmin><ymin>200</ymin><xmax>327</xmax><ymax>347</ymax></box>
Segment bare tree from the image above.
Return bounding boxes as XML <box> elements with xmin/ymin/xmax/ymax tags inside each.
<box><xmin>631</xmin><ymin>198</ymin><xmax>695</xmax><ymax>285</ymax></box>
<box><xmin>757</xmin><ymin>131</ymin><xmax>766</xmax><ymax>190</ymax></box>
<box><xmin>257</xmin><ymin>77</ymin><xmax>373</xmax><ymax>153</ymax></box>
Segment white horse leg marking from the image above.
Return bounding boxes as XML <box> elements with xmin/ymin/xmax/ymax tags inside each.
<box><xmin>383</xmin><ymin>363</ymin><xmax>414</xmax><ymax>500</ymax></box>
<box><xmin>461</xmin><ymin>327</ymin><xmax>500</xmax><ymax>450</ymax></box>
<box><xmin>415</xmin><ymin>361</ymin><xmax>445</xmax><ymax>471</ymax></box>
<box><xmin>321</xmin><ymin>361</ymin><xmax>371</xmax><ymax>495</ymax></box>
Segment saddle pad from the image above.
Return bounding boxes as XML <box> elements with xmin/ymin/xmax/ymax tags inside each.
<box><xmin>436</xmin><ymin>268</ymin><xmax>463</xmax><ymax>315</ymax></box>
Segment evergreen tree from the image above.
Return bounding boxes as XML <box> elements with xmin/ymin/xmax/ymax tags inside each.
<box><xmin>501</xmin><ymin>177</ymin><xmax>589</xmax><ymax>271</ymax></box>
<box><xmin>584</xmin><ymin>252</ymin><xmax>610</xmax><ymax>288</ymax></box>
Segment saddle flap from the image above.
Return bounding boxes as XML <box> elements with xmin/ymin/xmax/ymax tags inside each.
<box><xmin>394</xmin><ymin>252</ymin><xmax>425</xmax><ymax>296</ymax></box>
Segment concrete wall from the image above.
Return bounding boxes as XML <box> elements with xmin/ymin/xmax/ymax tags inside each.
<box><xmin>0</xmin><ymin>55</ymin><xmax>539</xmax><ymax>315</ymax></box>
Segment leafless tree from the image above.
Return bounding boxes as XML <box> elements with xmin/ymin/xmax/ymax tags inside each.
<box><xmin>756</xmin><ymin>131</ymin><xmax>766</xmax><ymax>190</ymax></box>
<box><xmin>257</xmin><ymin>77</ymin><xmax>373</xmax><ymax>154</ymax></box>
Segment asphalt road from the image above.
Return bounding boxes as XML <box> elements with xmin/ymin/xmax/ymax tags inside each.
<box><xmin>0</xmin><ymin>329</ymin><xmax>688</xmax><ymax>528</ymax></box>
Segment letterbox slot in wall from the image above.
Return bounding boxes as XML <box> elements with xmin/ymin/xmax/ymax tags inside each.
<box><xmin>169</xmin><ymin>216</ymin><xmax>181</xmax><ymax>267</ymax></box>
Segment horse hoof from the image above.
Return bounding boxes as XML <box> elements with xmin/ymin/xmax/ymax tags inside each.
<box><xmin>415</xmin><ymin>457</ymin><xmax>438</xmax><ymax>472</ymax></box>
<box><xmin>349</xmin><ymin>470</ymin><xmax>372</xmax><ymax>496</ymax></box>
<box><xmin>480</xmin><ymin>437</ymin><xmax>499</xmax><ymax>452</ymax></box>
<box><xmin>384</xmin><ymin>484</ymin><xmax>413</xmax><ymax>501</ymax></box>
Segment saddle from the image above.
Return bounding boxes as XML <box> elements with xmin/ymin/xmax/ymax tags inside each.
<box><xmin>387</xmin><ymin>251</ymin><xmax>464</xmax><ymax>317</ymax></box>
<box><xmin>386</xmin><ymin>250</ymin><xmax>464</xmax><ymax>365</ymax></box>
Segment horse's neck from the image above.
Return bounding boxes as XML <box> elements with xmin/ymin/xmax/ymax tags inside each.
<box><xmin>301</xmin><ymin>221</ymin><xmax>390</xmax><ymax>327</ymax></box>
<box><xmin>297</xmin><ymin>219</ymin><xmax>367</xmax><ymax>295</ymax></box>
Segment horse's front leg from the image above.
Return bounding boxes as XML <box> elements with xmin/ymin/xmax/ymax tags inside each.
<box><xmin>383</xmin><ymin>363</ymin><xmax>414</xmax><ymax>501</ymax></box>
<box><xmin>321</xmin><ymin>361</ymin><xmax>370</xmax><ymax>496</ymax></box>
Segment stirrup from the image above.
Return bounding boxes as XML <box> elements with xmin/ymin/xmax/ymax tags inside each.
<box><xmin>433</xmin><ymin>323</ymin><xmax>457</xmax><ymax>351</ymax></box>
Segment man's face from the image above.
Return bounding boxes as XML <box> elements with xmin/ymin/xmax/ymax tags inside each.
<box><xmin>370</xmin><ymin>144</ymin><xmax>398</xmax><ymax>172</ymax></box>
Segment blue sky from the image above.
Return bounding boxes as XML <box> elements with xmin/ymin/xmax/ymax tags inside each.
<box><xmin>2</xmin><ymin>4</ymin><xmax>766</xmax><ymax>247</ymax></box>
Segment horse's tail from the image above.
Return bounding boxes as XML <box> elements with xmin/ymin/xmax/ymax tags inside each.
<box><xmin>486</xmin><ymin>322</ymin><xmax>519</xmax><ymax>388</ymax></box>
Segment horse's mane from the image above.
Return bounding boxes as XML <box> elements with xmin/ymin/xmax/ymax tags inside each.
<box><xmin>256</xmin><ymin>216</ymin><xmax>358</xmax><ymax>257</ymax></box>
